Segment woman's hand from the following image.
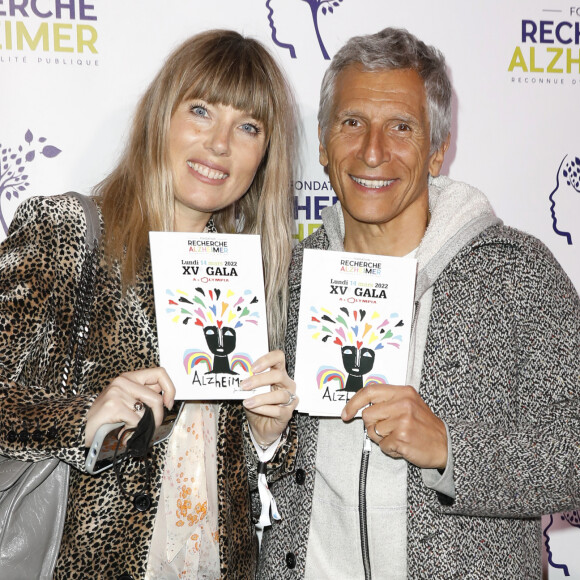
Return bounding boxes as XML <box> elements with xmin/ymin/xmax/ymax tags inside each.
<box><xmin>241</xmin><ymin>350</ymin><xmax>298</xmax><ymax>449</ymax></box>
<box><xmin>84</xmin><ymin>367</ymin><xmax>176</xmax><ymax>447</ymax></box>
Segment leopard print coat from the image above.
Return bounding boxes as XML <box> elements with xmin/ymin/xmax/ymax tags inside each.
<box><xmin>0</xmin><ymin>195</ymin><xmax>257</xmax><ymax>579</ymax></box>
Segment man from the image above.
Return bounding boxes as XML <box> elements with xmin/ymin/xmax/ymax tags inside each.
<box><xmin>255</xmin><ymin>27</ymin><xmax>580</xmax><ymax>578</ymax></box>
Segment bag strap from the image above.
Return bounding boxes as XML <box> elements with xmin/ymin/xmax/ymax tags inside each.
<box><xmin>67</xmin><ymin>191</ymin><xmax>101</xmax><ymax>252</ymax></box>
<box><xmin>60</xmin><ymin>192</ymin><xmax>102</xmax><ymax>396</ymax></box>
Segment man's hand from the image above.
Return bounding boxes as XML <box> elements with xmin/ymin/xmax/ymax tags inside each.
<box><xmin>341</xmin><ymin>384</ymin><xmax>447</xmax><ymax>469</ymax></box>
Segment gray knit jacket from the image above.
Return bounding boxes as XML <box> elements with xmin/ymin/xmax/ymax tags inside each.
<box><xmin>254</xmin><ymin>177</ymin><xmax>580</xmax><ymax>579</ymax></box>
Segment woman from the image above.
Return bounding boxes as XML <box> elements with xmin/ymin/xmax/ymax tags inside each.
<box><xmin>0</xmin><ymin>30</ymin><xmax>298</xmax><ymax>579</ymax></box>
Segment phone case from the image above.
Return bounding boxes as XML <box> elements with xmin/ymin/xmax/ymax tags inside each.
<box><xmin>85</xmin><ymin>404</ymin><xmax>183</xmax><ymax>475</ymax></box>
<box><xmin>85</xmin><ymin>421</ymin><xmax>124</xmax><ymax>475</ymax></box>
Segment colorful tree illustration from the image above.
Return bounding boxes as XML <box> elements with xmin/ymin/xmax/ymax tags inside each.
<box><xmin>0</xmin><ymin>130</ymin><xmax>61</xmax><ymax>234</ymax></box>
<box><xmin>309</xmin><ymin>305</ymin><xmax>404</xmax><ymax>391</ymax></box>
<box><xmin>166</xmin><ymin>287</ymin><xmax>260</xmax><ymax>375</ymax></box>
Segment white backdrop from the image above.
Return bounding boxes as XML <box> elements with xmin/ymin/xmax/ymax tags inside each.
<box><xmin>1</xmin><ymin>1</ymin><xmax>578</xmax><ymax>577</ymax></box>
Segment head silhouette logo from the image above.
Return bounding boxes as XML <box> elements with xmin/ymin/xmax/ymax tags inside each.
<box><xmin>266</xmin><ymin>0</ymin><xmax>346</xmax><ymax>60</ymax></box>
<box><xmin>549</xmin><ymin>154</ymin><xmax>580</xmax><ymax>245</ymax></box>
<box><xmin>0</xmin><ymin>130</ymin><xmax>61</xmax><ymax>234</ymax></box>
<box><xmin>543</xmin><ymin>510</ymin><xmax>580</xmax><ymax>577</ymax></box>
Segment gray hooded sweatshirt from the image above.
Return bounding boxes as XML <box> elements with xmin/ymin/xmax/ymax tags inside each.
<box><xmin>304</xmin><ymin>176</ymin><xmax>501</xmax><ymax>579</ymax></box>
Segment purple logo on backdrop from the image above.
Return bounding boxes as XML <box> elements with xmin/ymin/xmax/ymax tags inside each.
<box><xmin>543</xmin><ymin>510</ymin><xmax>580</xmax><ymax>577</ymax></box>
<box><xmin>549</xmin><ymin>154</ymin><xmax>580</xmax><ymax>245</ymax></box>
<box><xmin>266</xmin><ymin>0</ymin><xmax>346</xmax><ymax>60</ymax></box>
<box><xmin>0</xmin><ymin>130</ymin><xmax>61</xmax><ymax>234</ymax></box>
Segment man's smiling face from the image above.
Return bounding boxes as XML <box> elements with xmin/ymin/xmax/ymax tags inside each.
<box><xmin>319</xmin><ymin>65</ymin><xmax>446</xmax><ymax>238</ymax></box>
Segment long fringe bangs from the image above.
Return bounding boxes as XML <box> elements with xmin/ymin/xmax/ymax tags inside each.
<box><xmin>179</xmin><ymin>37</ymin><xmax>277</xmax><ymax>139</ymax></box>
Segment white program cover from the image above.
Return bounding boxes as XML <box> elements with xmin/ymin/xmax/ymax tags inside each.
<box><xmin>294</xmin><ymin>249</ymin><xmax>417</xmax><ymax>416</ymax></box>
<box><xmin>150</xmin><ymin>232</ymin><xmax>269</xmax><ymax>400</ymax></box>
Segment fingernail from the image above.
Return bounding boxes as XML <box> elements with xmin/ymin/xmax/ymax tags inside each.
<box><xmin>243</xmin><ymin>398</ymin><xmax>256</xmax><ymax>409</ymax></box>
<box><xmin>252</xmin><ymin>362</ymin><xmax>265</xmax><ymax>373</ymax></box>
<box><xmin>341</xmin><ymin>408</ymin><xmax>347</xmax><ymax>420</ymax></box>
<box><xmin>240</xmin><ymin>378</ymin><xmax>251</xmax><ymax>389</ymax></box>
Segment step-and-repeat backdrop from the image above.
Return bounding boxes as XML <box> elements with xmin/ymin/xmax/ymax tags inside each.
<box><xmin>1</xmin><ymin>1</ymin><xmax>578</xmax><ymax>576</ymax></box>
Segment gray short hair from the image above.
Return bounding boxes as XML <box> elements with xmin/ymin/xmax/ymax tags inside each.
<box><xmin>318</xmin><ymin>27</ymin><xmax>452</xmax><ymax>154</ymax></box>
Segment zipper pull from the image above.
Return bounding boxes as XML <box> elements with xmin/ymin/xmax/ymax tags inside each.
<box><xmin>363</xmin><ymin>427</ymin><xmax>372</xmax><ymax>452</ymax></box>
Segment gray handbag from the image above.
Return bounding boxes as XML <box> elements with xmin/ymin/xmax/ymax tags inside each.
<box><xmin>0</xmin><ymin>192</ymin><xmax>101</xmax><ymax>580</ymax></box>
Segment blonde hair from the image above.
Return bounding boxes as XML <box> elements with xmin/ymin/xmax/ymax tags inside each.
<box><xmin>95</xmin><ymin>30</ymin><xmax>298</xmax><ymax>348</ymax></box>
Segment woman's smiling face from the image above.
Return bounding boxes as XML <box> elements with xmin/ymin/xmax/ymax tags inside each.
<box><xmin>168</xmin><ymin>99</ymin><xmax>267</xmax><ymax>232</ymax></box>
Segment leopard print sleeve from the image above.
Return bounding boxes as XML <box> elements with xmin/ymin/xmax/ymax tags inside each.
<box><xmin>0</xmin><ymin>195</ymin><xmax>95</xmax><ymax>468</ymax></box>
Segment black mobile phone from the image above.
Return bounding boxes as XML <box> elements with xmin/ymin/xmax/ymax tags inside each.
<box><xmin>85</xmin><ymin>403</ymin><xmax>183</xmax><ymax>475</ymax></box>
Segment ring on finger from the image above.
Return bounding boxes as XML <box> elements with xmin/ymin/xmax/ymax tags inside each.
<box><xmin>133</xmin><ymin>400</ymin><xmax>145</xmax><ymax>413</ymax></box>
<box><xmin>280</xmin><ymin>389</ymin><xmax>296</xmax><ymax>407</ymax></box>
<box><xmin>373</xmin><ymin>423</ymin><xmax>385</xmax><ymax>439</ymax></box>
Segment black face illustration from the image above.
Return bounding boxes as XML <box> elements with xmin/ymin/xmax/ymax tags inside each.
<box><xmin>203</xmin><ymin>325</ymin><xmax>238</xmax><ymax>375</ymax></box>
<box><xmin>203</xmin><ymin>326</ymin><xmax>236</xmax><ymax>356</ymax></box>
<box><xmin>341</xmin><ymin>346</ymin><xmax>375</xmax><ymax>392</ymax></box>
<box><xmin>341</xmin><ymin>346</ymin><xmax>375</xmax><ymax>376</ymax></box>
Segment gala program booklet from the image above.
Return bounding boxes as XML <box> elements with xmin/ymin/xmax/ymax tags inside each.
<box><xmin>150</xmin><ymin>232</ymin><xmax>269</xmax><ymax>400</ymax></box>
<box><xmin>294</xmin><ymin>248</ymin><xmax>417</xmax><ymax>416</ymax></box>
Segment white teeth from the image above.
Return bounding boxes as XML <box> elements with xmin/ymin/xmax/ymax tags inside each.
<box><xmin>187</xmin><ymin>161</ymin><xmax>228</xmax><ymax>180</ymax></box>
<box><xmin>351</xmin><ymin>176</ymin><xmax>393</xmax><ymax>188</ymax></box>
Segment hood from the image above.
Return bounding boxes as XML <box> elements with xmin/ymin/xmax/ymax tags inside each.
<box><xmin>320</xmin><ymin>175</ymin><xmax>502</xmax><ymax>300</ymax></box>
